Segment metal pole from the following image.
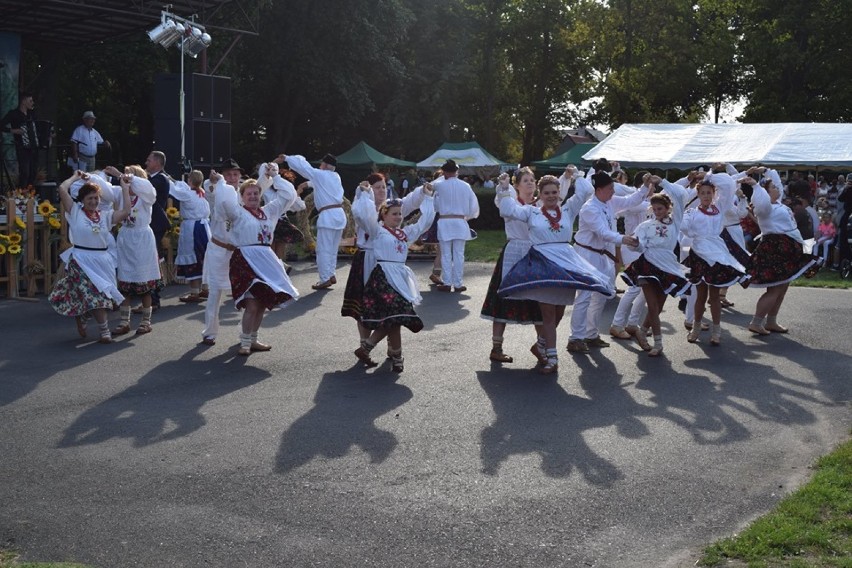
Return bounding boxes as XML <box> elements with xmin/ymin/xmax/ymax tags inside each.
<box><xmin>179</xmin><ymin>35</ymin><xmax>186</xmax><ymax>171</ymax></box>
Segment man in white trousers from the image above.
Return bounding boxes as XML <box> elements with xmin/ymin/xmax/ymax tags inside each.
<box><xmin>567</xmin><ymin>172</ymin><xmax>648</xmax><ymax>353</ymax></box>
<box><xmin>285</xmin><ymin>153</ymin><xmax>346</xmax><ymax>289</ymax></box>
<box><xmin>200</xmin><ymin>158</ymin><xmax>242</xmax><ymax>345</ymax></box>
<box><xmin>433</xmin><ymin>159</ymin><xmax>479</xmax><ymax>293</ymax></box>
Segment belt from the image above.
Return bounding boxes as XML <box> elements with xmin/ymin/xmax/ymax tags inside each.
<box><xmin>318</xmin><ymin>203</ymin><xmax>343</xmax><ymax>213</ymax></box>
<box><xmin>725</xmin><ymin>223</ymin><xmax>741</xmax><ymax>228</ymax></box>
<box><xmin>79</xmin><ymin>154</ymin><xmax>96</xmax><ymax>158</ymax></box>
<box><xmin>439</xmin><ymin>214</ymin><xmax>465</xmax><ymax>219</ymax></box>
<box><xmin>73</xmin><ymin>244</ymin><xmax>108</xmax><ymax>251</ymax></box>
<box><xmin>574</xmin><ymin>241</ymin><xmax>618</xmax><ymax>263</ymax></box>
<box><xmin>211</xmin><ymin>237</ymin><xmax>236</xmax><ymax>251</ymax></box>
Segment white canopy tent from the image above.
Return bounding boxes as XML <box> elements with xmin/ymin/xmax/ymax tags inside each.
<box><xmin>582</xmin><ymin>123</ymin><xmax>852</xmax><ymax>169</ymax></box>
<box><xmin>417</xmin><ymin>141</ymin><xmax>510</xmax><ymax>177</ymax></box>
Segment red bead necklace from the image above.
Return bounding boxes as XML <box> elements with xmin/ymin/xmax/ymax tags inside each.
<box><xmin>83</xmin><ymin>208</ymin><xmax>100</xmax><ymax>223</ymax></box>
<box><xmin>383</xmin><ymin>224</ymin><xmax>407</xmax><ymax>241</ymax></box>
<box><xmin>244</xmin><ymin>206</ymin><xmax>267</xmax><ymax>220</ymax></box>
<box><xmin>541</xmin><ymin>206</ymin><xmax>562</xmax><ymax>231</ymax></box>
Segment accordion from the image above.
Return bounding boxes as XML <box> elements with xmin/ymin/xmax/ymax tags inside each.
<box><xmin>20</xmin><ymin>120</ymin><xmax>52</xmax><ymax>150</ymax></box>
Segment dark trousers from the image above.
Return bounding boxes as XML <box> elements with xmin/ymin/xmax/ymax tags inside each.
<box><xmin>15</xmin><ymin>146</ymin><xmax>38</xmax><ymax>189</ymax></box>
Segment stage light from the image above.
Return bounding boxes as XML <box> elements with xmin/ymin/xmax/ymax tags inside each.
<box><xmin>147</xmin><ymin>18</ymin><xmax>181</xmax><ymax>48</ymax></box>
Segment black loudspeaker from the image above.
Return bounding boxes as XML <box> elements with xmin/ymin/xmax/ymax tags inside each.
<box><xmin>211</xmin><ymin>77</ymin><xmax>230</xmax><ymax>121</ymax></box>
<box><xmin>211</xmin><ymin>122</ymin><xmax>231</xmax><ymax>164</ymax></box>
<box><xmin>192</xmin><ymin>120</ymin><xmax>211</xmax><ymax>164</ymax></box>
<box><xmin>192</xmin><ymin>74</ymin><xmax>212</xmax><ymax>119</ymax></box>
<box><xmin>153</xmin><ymin>118</ymin><xmax>183</xmax><ymax>179</ymax></box>
<box><xmin>153</xmin><ymin>73</ymin><xmax>231</xmax><ymax>175</ymax></box>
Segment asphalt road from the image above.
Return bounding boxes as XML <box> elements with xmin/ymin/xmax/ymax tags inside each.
<box><xmin>1</xmin><ymin>261</ymin><xmax>850</xmax><ymax>567</ymax></box>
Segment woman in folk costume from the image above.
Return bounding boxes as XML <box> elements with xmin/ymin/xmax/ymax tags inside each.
<box><xmin>170</xmin><ymin>170</ymin><xmax>211</xmax><ymax>303</ymax></box>
<box><xmin>742</xmin><ymin>170</ymin><xmax>820</xmax><ymax>335</ymax></box>
<box><xmin>479</xmin><ymin>168</ymin><xmax>544</xmax><ymax>364</ymax></box>
<box><xmin>495</xmin><ymin>175</ymin><xmax>615</xmax><ymax>375</ymax></box>
<box><xmin>346</xmin><ymin>173</ymin><xmax>427</xmax><ymax>349</ymax></box>
<box><xmin>353</xmin><ymin>188</ymin><xmax>436</xmax><ymax>373</ymax></box>
<box><xmin>621</xmin><ymin>187</ymin><xmax>691</xmax><ymax>357</ymax></box>
<box><xmin>680</xmin><ymin>172</ymin><xmax>750</xmax><ymax>345</ymax></box>
<box><xmin>716</xmin><ymin>164</ymin><xmax>755</xmax><ymax>308</ymax></box>
<box><xmin>111</xmin><ymin>165</ymin><xmax>163</xmax><ymax>337</ymax></box>
<box><xmin>49</xmin><ymin>171</ymin><xmax>132</xmax><ymax>343</ymax></box>
<box><xmin>217</xmin><ymin>168</ymin><xmax>301</xmax><ymax>356</ymax></box>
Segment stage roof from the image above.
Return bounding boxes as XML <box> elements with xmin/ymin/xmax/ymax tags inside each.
<box><xmin>0</xmin><ymin>0</ymin><xmax>258</xmax><ymax>46</ymax></box>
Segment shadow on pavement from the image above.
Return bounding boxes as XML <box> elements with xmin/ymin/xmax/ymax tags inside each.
<box><xmin>57</xmin><ymin>345</ymin><xmax>269</xmax><ymax>448</ymax></box>
<box><xmin>476</xmin><ymin>368</ymin><xmax>624</xmax><ymax>486</ymax></box>
<box><xmin>274</xmin><ymin>369</ymin><xmax>412</xmax><ymax>474</ymax></box>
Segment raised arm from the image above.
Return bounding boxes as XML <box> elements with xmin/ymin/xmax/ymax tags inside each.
<box><xmin>169</xmin><ymin>179</ymin><xmax>197</xmax><ymax>202</ymax></box>
<box><xmin>57</xmin><ymin>171</ymin><xmax>84</xmax><ymax>213</ymax></box>
<box><xmin>284</xmin><ymin>154</ymin><xmax>318</xmax><ymax>182</ymax></box>
<box><xmin>496</xmin><ymin>187</ymin><xmax>533</xmax><ymax>222</ymax></box>
<box><xmin>403</xmin><ymin>196</ymin><xmax>436</xmax><ymax>241</ymax></box>
<box><xmin>112</xmin><ymin>175</ymin><xmax>134</xmax><ymax>226</ymax></box>
<box><xmin>352</xmin><ymin>182</ymin><xmax>381</xmax><ymax>235</ymax></box>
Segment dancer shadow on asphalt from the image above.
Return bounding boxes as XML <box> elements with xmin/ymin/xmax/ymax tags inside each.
<box><xmin>275</xmin><ymin>370</ymin><xmax>412</xmax><ymax>474</ymax></box>
<box><xmin>57</xmin><ymin>346</ymin><xmax>269</xmax><ymax>448</ymax></box>
<box><xmin>632</xmin><ymin>337</ymin><xmax>833</xmax><ymax>446</ymax></box>
<box><xmin>476</xmin><ymin>369</ymin><xmax>624</xmax><ymax>486</ymax></box>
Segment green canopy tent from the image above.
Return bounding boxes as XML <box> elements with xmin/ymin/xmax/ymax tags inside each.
<box><xmin>333</xmin><ymin>141</ymin><xmax>417</xmax><ymax>196</ymax></box>
<box><xmin>530</xmin><ymin>143</ymin><xmax>596</xmax><ymax>173</ymax></box>
<box><xmin>335</xmin><ymin>141</ymin><xmax>417</xmax><ymax>169</ymax></box>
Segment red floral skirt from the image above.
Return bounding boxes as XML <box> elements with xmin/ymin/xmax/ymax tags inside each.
<box><xmin>748</xmin><ymin>234</ymin><xmax>820</xmax><ymax>287</ymax></box>
<box><xmin>361</xmin><ymin>266</ymin><xmax>423</xmax><ymax>332</ymax></box>
<box><xmin>683</xmin><ymin>250</ymin><xmax>749</xmax><ymax>288</ymax></box>
<box><xmin>229</xmin><ymin>249</ymin><xmax>293</xmax><ymax>310</ymax></box>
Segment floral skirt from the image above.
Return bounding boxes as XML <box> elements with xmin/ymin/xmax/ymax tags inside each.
<box><xmin>361</xmin><ymin>266</ymin><xmax>423</xmax><ymax>332</ymax></box>
<box><xmin>118</xmin><ymin>278</ymin><xmax>164</xmax><ymax>297</ymax></box>
<box><xmin>683</xmin><ymin>250</ymin><xmax>749</xmax><ymax>288</ymax></box>
<box><xmin>341</xmin><ymin>249</ymin><xmax>366</xmax><ymax>321</ymax></box>
<box><xmin>176</xmin><ymin>221</ymin><xmax>209</xmax><ymax>280</ymax></box>
<box><xmin>480</xmin><ymin>244</ymin><xmax>542</xmax><ymax>324</ymax></box>
<box><xmin>720</xmin><ymin>227</ymin><xmax>752</xmax><ymax>269</ymax></box>
<box><xmin>748</xmin><ymin>233</ymin><xmax>820</xmax><ymax>287</ymax></box>
<box><xmin>49</xmin><ymin>258</ymin><xmax>114</xmax><ymax>317</ymax></box>
<box><xmin>274</xmin><ymin>215</ymin><xmax>304</xmax><ymax>244</ymax></box>
<box><xmin>229</xmin><ymin>249</ymin><xmax>293</xmax><ymax>310</ymax></box>
<box><xmin>621</xmin><ymin>255</ymin><xmax>691</xmax><ymax>297</ymax></box>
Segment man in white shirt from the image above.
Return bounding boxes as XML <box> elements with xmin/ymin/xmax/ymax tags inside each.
<box><xmin>567</xmin><ymin>172</ymin><xmax>646</xmax><ymax>353</ymax></box>
<box><xmin>433</xmin><ymin>159</ymin><xmax>480</xmax><ymax>292</ymax></box>
<box><xmin>285</xmin><ymin>153</ymin><xmax>347</xmax><ymax>289</ymax></box>
<box><xmin>200</xmin><ymin>158</ymin><xmax>242</xmax><ymax>345</ymax></box>
<box><xmin>70</xmin><ymin>111</ymin><xmax>110</xmax><ymax>171</ymax></box>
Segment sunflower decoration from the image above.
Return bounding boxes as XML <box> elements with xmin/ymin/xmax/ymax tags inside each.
<box><xmin>14</xmin><ymin>216</ymin><xmax>26</xmax><ymax>229</ymax></box>
<box><xmin>8</xmin><ymin>244</ymin><xmax>22</xmax><ymax>255</ymax></box>
<box><xmin>38</xmin><ymin>200</ymin><xmax>56</xmax><ymax>217</ymax></box>
<box><xmin>48</xmin><ymin>217</ymin><xmax>61</xmax><ymax>230</ymax></box>
<box><xmin>8</xmin><ymin>233</ymin><xmax>22</xmax><ymax>245</ymax></box>
<box><xmin>166</xmin><ymin>206</ymin><xmax>180</xmax><ymax>219</ymax></box>
<box><xmin>0</xmin><ymin>243</ymin><xmax>6</xmax><ymax>255</ymax></box>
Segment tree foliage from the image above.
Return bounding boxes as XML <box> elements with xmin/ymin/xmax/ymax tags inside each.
<box><xmin>25</xmin><ymin>0</ymin><xmax>850</xmax><ymax>171</ymax></box>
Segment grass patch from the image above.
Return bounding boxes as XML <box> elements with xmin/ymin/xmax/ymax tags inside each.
<box><xmin>0</xmin><ymin>549</ymin><xmax>91</xmax><ymax>568</ymax></box>
<box><xmin>790</xmin><ymin>268</ymin><xmax>852</xmax><ymax>290</ymax></box>
<box><xmin>699</xmin><ymin>437</ymin><xmax>852</xmax><ymax>567</ymax></box>
<box><xmin>465</xmin><ymin>230</ymin><xmax>507</xmax><ymax>263</ymax></box>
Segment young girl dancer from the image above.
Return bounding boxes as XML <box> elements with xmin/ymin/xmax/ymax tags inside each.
<box><xmin>621</xmin><ymin>191</ymin><xmax>690</xmax><ymax>356</ymax></box>
<box><xmin>680</xmin><ymin>174</ymin><xmax>749</xmax><ymax>345</ymax></box>
<box><xmin>353</xmin><ymin>189</ymin><xmax>436</xmax><ymax>372</ymax></box>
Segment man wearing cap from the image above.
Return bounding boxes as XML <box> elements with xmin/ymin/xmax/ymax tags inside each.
<box><xmin>432</xmin><ymin>159</ymin><xmax>479</xmax><ymax>292</ymax></box>
<box><xmin>199</xmin><ymin>158</ymin><xmax>242</xmax><ymax>345</ymax></box>
<box><xmin>567</xmin><ymin>171</ymin><xmax>647</xmax><ymax>353</ymax></box>
<box><xmin>70</xmin><ymin>111</ymin><xmax>110</xmax><ymax>171</ymax></box>
<box><xmin>285</xmin><ymin>153</ymin><xmax>347</xmax><ymax>289</ymax></box>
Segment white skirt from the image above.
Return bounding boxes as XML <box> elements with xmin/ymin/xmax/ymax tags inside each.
<box><xmin>116</xmin><ymin>227</ymin><xmax>160</xmax><ymax>283</ymax></box>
